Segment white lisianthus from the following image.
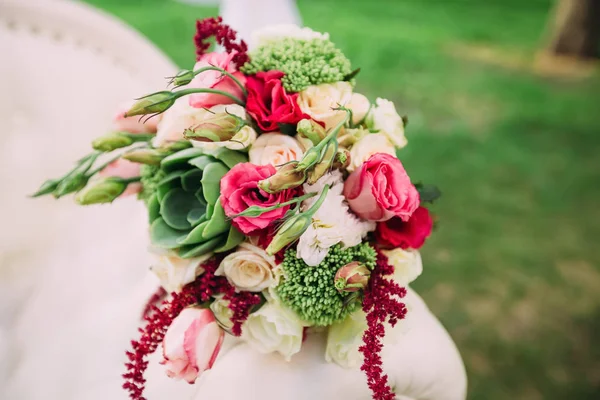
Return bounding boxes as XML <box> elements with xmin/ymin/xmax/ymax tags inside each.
<box><xmin>381</xmin><ymin>248</ymin><xmax>423</xmax><ymax>287</ymax></box>
<box><xmin>210</xmin><ymin>295</ymin><xmax>234</xmax><ymax>331</ymax></box>
<box><xmin>190</xmin><ymin>104</ymin><xmax>257</xmax><ymax>151</ymax></box>
<box><xmin>243</xmin><ymin>300</ymin><xmax>305</xmax><ymax>361</ymax></box>
<box><xmin>347</xmin><ymin>133</ymin><xmax>397</xmax><ymax>172</ymax></box>
<box><xmin>149</xmin><ymin>248</ymin><xmax>212</xmax><ymax>292</ymax></box>
<box><xmin>251</xmin><ymin>24</ymin><xmax>329</xmax><ymax>49</ymax></box>
<box><xmin>297</xmin><ymin>171</ymin><xmax>375</xmax><ymax>266</ymax></box>
<box><xmin>216</xmin><ymin>242</ymin><xmax>277</xmax><ymax>292</ymax></box>
<box><xmin>297</xmin><ymin>82</ymin><xmax>353</xmax><ymax>130</ymax></box>
<box><xmin>325</xmin><ymin>310</ymin><xmax>367</xmax><ymax>368</ymax></box>
<box><xmin>347</xmin><ymin>93</ymin><xmax>371</xmax><ymax>125</ymax></box>
<box><xmin>249</xmin><ymin>133</ymin><xmax>304</xmax><ymax>166</ymax></box>
<box><xmin>366</xmin><ymin>98</ymin><xmax>408</xmax><ymax>149</ymax></box>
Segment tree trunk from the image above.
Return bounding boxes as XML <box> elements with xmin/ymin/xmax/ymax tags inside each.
<box><xmin>546</xmin><ymin>0</ymin><xmax>600</xmax><ymax>59</ymax></box>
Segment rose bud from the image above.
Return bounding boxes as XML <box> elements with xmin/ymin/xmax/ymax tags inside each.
<box><xmin>124</xmin><ymin>91</ymin><xmax>176</xmax><ymax>117</ymax></box>
<box><xmin>183</xmin><ymin>111</ymin><xmax>245</xmax><ymax>143</ymax></box>
<box><xmin>297</xmin><ymin>118</ymin><xmax>327</xmax><ymax>146</ymax></box>
<box><xmin>122</xmin><ymin>148</ymin><xmax>169</xmax><ymax>165</ymax></box>
<box><xmin>75</xmin><ymin>177</ymin><xmax>130</xmax><ymax>205</ymax></box>
<box><xmin>161</xmin><ymin>307</ymin><xmax>224</xmax><ymax>384</ymax></box>
<box><xmin>334</xmin><ymin>261</ymin><xmax>371</xmax><ymax>293</ymax></box>
<box><xmin>258</xmin><ymin>162</ymin><xmax>306</xmax><ymax>194</ymax></box>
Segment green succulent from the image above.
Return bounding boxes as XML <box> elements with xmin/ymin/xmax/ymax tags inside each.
<box><xmin>145</xmin><ymin>146</ymin><xmax>247</xmax><ymax>259</ymax></box>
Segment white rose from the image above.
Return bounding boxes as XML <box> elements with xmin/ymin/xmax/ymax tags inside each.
<box><xmin>210</xmin><ymin>295</ymin><xmax>234</xmax><ymax>331</ymax></box>
<box><xmin>297</xmin><ymin>82</ymin><xmax>353</xmax><ymax>130</ymax></box>
<box><xmin>347</xmin><ymin>133</ymin><xmax>396</xmax><ymax>172</ymax></box>
<box><xmin>366</xmin><ymin>98</ymin><xmax>408</xmax><ymax>149</ymax></box>
<box><xmin>243</xmin><ymin>300</ymin><xmax>305</xmax><ymax>361</ymax></box>
<box><xmin>215</xmin><ymin>242</ymin><xmax>276</xmax><ymax>292</ymax></box>
<box><xmin>149</xmin><ymin>248</ymin><xmax>212</xmax><ymax>292</ymax></box>
<box><xmin>347</xmin><ymin>93</ymin><xmax>371</xmax><ymax>125</ymax></box>
<box><xmin>325</xmin><ymin>310</ymin><xmax>366</xmax><ymax>368</ymax></box>
<box><xmin>381</xmin><ymin>248</ymin><xmax>423</xmax><ymax>287</ymax></box>
<box><xmin>249</xmin><ymin>133</ymin><xmax>304</xmax><ymax>166</ymax></box>
<box><xmin>251</xmin><ymin>25</ymin><xmax>329</xmax><ymax>49</ymax></box>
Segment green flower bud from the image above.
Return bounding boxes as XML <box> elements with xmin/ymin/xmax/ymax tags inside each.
<box><xmin>122</xmin><ymin>148</ymin><xmax>169</xmax><ymax>165</ymax></box>
<box><xmin>296</xmin><ymin>146</ymin><xmax>322</xmax><ymax>171</ymax></box>
<box><xmin>183</xmin><ymin>112</ymin><xmax>245</xmax><ymax>143</ymax></box>
<box><xmin>297</xmin><ymin>119</ymin><xmax>327</xmax><ymax>146</ymax></box>
<box><xmin>307</xmin><ymin>140</ymin><xmax>338</xmax><ymax>185</ymax></box>
<box><xmin>266</xmin><ymin>212</ymin><xmax>312</xmax><ymax>255</ymax></box>
<box><xmin>164</xmin><ymin>140</ymin><xmax>193</xmax><ymax>152</ymax></box>
<box><xmin>92</xmin><ymin>132</ymin><xmax>133</xmax><ymax>152</ymax></box>
<box><xmin>75</xmin><ymin>177</ymin><xmax>128</xmax><ymax>205</ymax></box>
<box><xmin>54</xmin><ymin>173</ymin><xmax>89</xmax><ymax>198</ymax></box>
<box><xmin>168</xmin><ymin>69</ymin><xmax>195</xmax><ymax>87</ymax></box>
<box><xmin>332</xmin><ymin>148</ymin><xmax>351</xmax><ymax>170</ymax></box>
<box><xmin>258</xmin><ymin>162</ymin><xmax>306</xmax><ymax>194</ymax></box>
<box><xmin>31</xmin><ymin>178</ymin><xmax>60</xmax><ymax>197</ymax></box>
<box><xmin>124</xmin><ymin>91</ymin><xmax>176</xmax><ymax>117</ymax></box>
<box><xmin>334</xmin><ymin>261</ymin><xmax>371</xmax><ymax>293</ymax></box>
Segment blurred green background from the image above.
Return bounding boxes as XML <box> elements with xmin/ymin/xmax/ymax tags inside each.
<box><xmin>84</xmin><ymin>0</ymin><xmax>600</xmax><ymax>398</ymax></box>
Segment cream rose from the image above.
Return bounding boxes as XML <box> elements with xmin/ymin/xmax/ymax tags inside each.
<box><xmin>215</xmin><ymin>242</ymin><xmax>276</xmax><ymax>292</ymax></box>
<box><xmin>150</xmin><ymin>249</ymin><xmax>212</xmax><ymax>292</ymax></box>
<box><xmin>347</xmin><ymin>133</ymin><xmax>396</xmax><ymax>172</ymax></box>
<box><xmin>297</xmin><ymin>82</ymin><xmax>353</xmax><ymax>130</ymax></box>
<box><xmin>325</xmin><ymin>310</ymin><xmax>366</xmax><ymax>368</ymax></box>
<box><xmin>249</xmin><ymin>133</ymin><xmax>304</xmax><ymax>166</ymax></box>
<box><xmin>210</xmin><ymin>295</ymin><xmax>234</xmax><ymax>331</ymax></box>
<box><xmin>251</xmin><ymin>25</ymin><xmax>329</xmax><ymax>49</ymax></box>
<box><xmin>347</xmin><ymin>93</ymin><xmax>371</xmax><ymax>125</ymax></box>
<box><xmin>381</xmin><ymin>248</ymin><xmax>423</xmax><ymax>287</ymax></box>
<box><xmin>366</xmin><ymin>98</ymin><xmax>408</xmax><ymax>149</ymax></box>
<box><xmin>243</xmin><ymin>300</ymin><xmax>305</xmax><ymax>361</ymax></box>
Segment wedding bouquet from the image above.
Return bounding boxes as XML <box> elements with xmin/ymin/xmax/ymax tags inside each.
<box><xmin>34</xmin><ymin>18</ymin><xmax>441</xmax><ymax>400</ymax></box>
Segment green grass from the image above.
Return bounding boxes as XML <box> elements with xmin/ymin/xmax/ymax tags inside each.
<box><xmin>84</xmin><ymin>0</ymin><xmax>600</xmax><ymax>398</ymax></box>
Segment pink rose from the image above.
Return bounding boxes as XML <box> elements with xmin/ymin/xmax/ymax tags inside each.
<box><xmin>113</xmin><ymin>101</ymin><xmax>159</xmax><ymax>133</ymax></box>
<box><xmin>343</xmin><ymin>153</ymin><xmax>419</xmax><ymax>222</ymax></box>
<box><xmin>160</xmin><ymin>307</ymin><xmax>224</xmax><ymax>384</ymax></box>
<box><xmin>98</xmin><ymin>159</ymin><xmax>141</xmax><ymax>196</ymax></box>
<box><xmin>220</xmin><ymin>163</ymin><xmax>297</xmax><ymax>234</ymax></box>
<box><xmin>188</xmin><ymin>52</ymin><xmax>247</xmax><ymax>109</ymax></box>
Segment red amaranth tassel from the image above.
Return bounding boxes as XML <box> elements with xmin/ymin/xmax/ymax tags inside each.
<box><xmin>141</xmin><ymin>287</ymin><xmax>167</xmax><ymax>319</ymax></box>
<box><xmin>123</xmin><ymin>257</ymin><xmax>260</xmax><ymax>400</ymax></box>
<box><xmin>359</xmin><ymin>251</ymin><xmax>408</xmax><ymax>400</ymax></box>
<box><xmin>194</xmin><ymin>17</ymin><xmax>249</xmax><ymax>67</ymax></box>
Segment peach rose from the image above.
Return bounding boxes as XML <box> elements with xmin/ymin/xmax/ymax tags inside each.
<box><xmin>249</xmin><ymin>133</ymin><xmax>304</xmax><ymax>166</ymax></box>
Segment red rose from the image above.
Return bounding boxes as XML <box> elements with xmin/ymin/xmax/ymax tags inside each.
<box><xmin>343</xmin><ymin>153</ymin><xmax>420</xmax><ymax>222</ymax></box>
<box><xmin>220</xmin><ymin>163</ymin><xmax>297</xmax><ymax>234</ymax></box>
<box><xmin>245</xmin><ymin>71</ymin><xmax>311</xmax><ymax>132</ymax></box>
<box><xmin>375</xmin><ymin>207</ymin><xmax>433</xmax><ymax>249</ymax></box>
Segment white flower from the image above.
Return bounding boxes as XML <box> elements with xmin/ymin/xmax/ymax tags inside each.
<box><xmin>252</xmin><ymin>25</ymin><xmax>329</xmax><ymax>49</ymax></box>
<box><xmin>297</xmin><ymin>82</ymin><xmax>353</xmax><ymax>130</ymax></box>
<box><xmin>215</xmin><ymin>242</ymin><xmax>277</xmax><ymax>292</ymax></box>
<box><xmin>347</xmin><ymin>93</ymin><xmax>371</xmax><ymax>125</ymax></box>
<box><xmin>149</xmin><ymin>248</ymin><xmax>212</xmax><ymax>292</ymax></box>
<box><xmin>249</xmin><ymin>133</ymin><xmax>304</xmax><ymax>166</ymax></box>
<box><xmin>296</xmin><ymin>171</ymin><xmax>375</xmax><ymax>266</ymax></box>
<box><xmin>381</xmin><ymin>248</ymin><xmax>423</xmax><ymax>286</ymax></box>
<box><xmin>243</xmin><ymin>300</ymin><xmax>305</xmax><ymax>361</ymax></box>
<box><xmin>210</xmin><ymin>295</ymin><xmax>234</xmax><ymax>331</ymax></box>
<box><xmin>366</xmin><ymin>98</ymin><xmax>408</xmax><ymax>149</ymax></box>
<box><xmin>347</xmin><ymin>133</ymin><xmax>396</xmax><ymax>172</ymax></box>
<box><xmin>325</xmin><ymin>310</ymin><xmax>366</xmax><ymax>368</ymax></box>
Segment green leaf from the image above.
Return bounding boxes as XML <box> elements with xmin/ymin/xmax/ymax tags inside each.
<box><xmin>147</xmin><ymin>193</ymin><xmax>161</xmax><ymax>223</ymax></box>
<box><xmin>150</xmin><ymin>218</ymin><xmax>188</xmax><ymax>249</ymax></box>
<box><xmin>161</xmin><ymin>148</ymin><xmax>205</xmax><ymax>171</ymax></box>
<box><xmin>178</xmin><ymin>235</ymin><xmax>225</xmax><ymax>259</ymax></box>
<box><xmin>205</xmin><ymin>203</ymin><xmax>215</xmax><ymax>219</ymax></box>
<box><xmin>178</xmin><ymin>220</ymin><xmax>210</xmax><ymax>245</ymax></box>
<box><xmin>415</xmin><ymin>183</ymin><xmax>442</xmax><ymax>203</ymax></box>
<box><xmin>195</xmin><ymin>187</ymin><xmax>207</xmax><ymax>205</ymax></box>
<box><xmin>181</xmin><ymin>169</ymin><xmax>204</xmax><ymax>192</ymax></box>
<box><xmin>202</xmin><ymin>199</ymin><xmax>230</xmax><ymax>240</ymax></box>
<box><xmin>343</xmin><ymin>67</ymin><xmax>361</xmax><ymax>81</ymax></box>
<box><xmin>208</xmin><ymin>147</ymin><xmax>248</xmax><ymax>169</ymax></box>
<box><xmin>188</xmin><ymin>155</ymin><xmax>215</xmax><ymax>170</ymax></box>
<box><xmin>187</xmin><ymin>207</ymin><xmax>206</xmax><ymax>227</ymax></box>
<box><xmin>157</xmin><ymin>170</ymin><xmax>185</xmax><ymax>187</ymax></box>
<box><xmin>214</xmin><ymin>226</ymin><xmax>244</xmax><ymax>253</ymax></box>
<box><xmin>161</xmin><ymin>188</ymin><xmax>201</xmax><ymax>230</ymax></box>
<box><xmin>201</xmin><ymin>162</ymin><xmax>228</xmax><ymax>205</ymax></box>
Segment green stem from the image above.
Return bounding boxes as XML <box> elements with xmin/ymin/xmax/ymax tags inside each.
<box><xmin>305</xmin><ymin>184</ymin><xmax>330</xmax><ymax>216</ymax></box>
<box><xmin>173</xmin><ymin>88</ymin><xmax>245</xmax><ymax>106</ymax></box>
<box><xmin>314</xmin><ymin>110</ymin><xmax>351</xmax><ymax>153</ymax></box>
<box><xmin>87</xmin><ymin>144</ymin><xmax>148</xmax><ymax>176</ymax></box>
<box><xmin>231</xmin><ymin>192</ymin><xmax>317</xmax><ymax>218</ymax></box>
<box><xmin>192</xmin><ymin>66</ymin><xmax>248</xmax><ymax>97</ymax></box>
<box><xmin>122</xmin><ymin>176</ymin><xmax>142</xmax><ymax>184</ymax></box>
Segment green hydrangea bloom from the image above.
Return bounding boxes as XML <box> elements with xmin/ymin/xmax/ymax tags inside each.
<box><xmin>276</xmin><ymin>243</ymin><xmax>377</xmax><ymax>326</ymax></box>
<box><xmin>138</xmin><ymin>164</ymin><xmax>166</xmax><ymax>205</ymax></box>
<box><xmin>241</xmin><ymin>38</ymin><xmax>353</xmax><ymax>93</ymax></box>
